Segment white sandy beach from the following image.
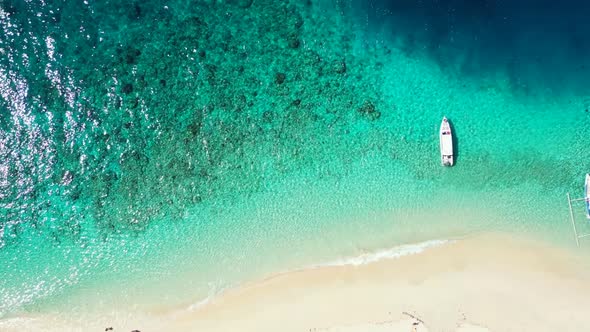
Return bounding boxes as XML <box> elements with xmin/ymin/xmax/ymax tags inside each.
<box><xmin>170</xmin><ymin>233</ymin><xmax>590</xmax><ymax>332</ymax></box>
<box><xmin>2</xmin><ymin>233</ymin><xmax>590</xmax><ymax>332</ymax></box>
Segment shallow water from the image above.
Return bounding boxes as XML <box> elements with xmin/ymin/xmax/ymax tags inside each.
<box><xmin>1</xmin><ymin>0</ymin><xmax>590</xmax><ymax>322</ymax></box>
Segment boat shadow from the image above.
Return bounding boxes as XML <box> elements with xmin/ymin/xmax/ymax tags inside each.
<box><xmin>448</xmin><ymin>119</ymin><xmax>459</xmax><ymax>166</ymax></box>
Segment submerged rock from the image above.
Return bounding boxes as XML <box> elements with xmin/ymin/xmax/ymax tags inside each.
<box><xmin>122</xmin><ymin>83</ymin><xmax>133</xmax><ymax>94</ymax></box>
<box><xmin>233</xmin><ymin>0</ymin><xmax>254</xmax><ymax>8</ymax></box>
<box><xmin>332</xmin><ymin>60</ymin><xmax>346</xmax><ymax>74</ymax></box>
<box><xmin>187</xmin><ymin>120</ymin><xmax>202</xmax><ymax>137</ymax></box>
<box><xmin>288</xmin><ymin>34</ymin><xmax>300</xmax><ymax>49</ymax></box>
<box><xmin>357</xmin><ymin>100</ymin><xmax>381</xmax><ymax>121</ymax></box>
<box><xmin>275</xmin><ymin>72</ymin><xmax>286</xmax><ymax>84</ymax></box>
<box><xmin>125</xmin><ymin>48</ymin><xmax>141</xmax><ymax>64</ymax></box>
<box><xmin>294</xmin><ymin>13</ymin><xmax>304</xmax><ymax>29</ymax></box>
<box><xmin>262</xmin><ymin>110</ymin><xmax>274</xmax><ymax>123</ymax></box>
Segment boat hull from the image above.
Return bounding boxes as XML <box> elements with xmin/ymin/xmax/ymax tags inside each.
<box><xmin>439</xmin><ymin>117</ymin><xmax>454</xmax><ymax>166</ymax></box>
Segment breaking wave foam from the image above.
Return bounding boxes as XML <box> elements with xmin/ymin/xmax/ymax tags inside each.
<box><xmin>310</xmin><ymin>239</ymin><xmax>453</xmax><ymax>268</ymax></box>
<box><xmin>184</xmin><ymin>238</ymin><xmax>452</xmax><ymax>313</ymax></box>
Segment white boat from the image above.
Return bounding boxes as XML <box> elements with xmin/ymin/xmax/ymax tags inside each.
<box><xmin>439</xmin><ymin>116</ymin><xmax>454</xmax><ymax>166</ymax></box>
<box><xmin>585</xmin><ymin>174</ymin><xmax>590</xmax><ymax>219</ymax></box>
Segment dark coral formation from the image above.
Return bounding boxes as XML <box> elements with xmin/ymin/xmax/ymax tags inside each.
<box><xmin>332</xmin><ymin>60</ymin><xmax>346</xmax><ymax>74</ymax></box>
<box><xmin>275</xmin><ymin>72</ymin><xmax>287</xmax><ymax>84</ymax></box>
<box><xmin>358</xmin><ymin>101</ymin><xmax>381</xmax><ymax>121</ymax></box>
<box><xmin>0</xmin><ymin>0</ymin><xmax>388</xmax><ymax>245</ymax></box>
<box><xmin>233</xmin><ymin>0</ymin><xmax>254</xmax><ymax>9</ymax></box>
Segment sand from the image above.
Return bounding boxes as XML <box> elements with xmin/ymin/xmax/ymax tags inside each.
<box><xmin>170</xmin><ymin>233</ymin><xmax>590</xmax><ymax>332</ymax></box>
<box><xmin>2</xmin><ymin>232</ymin><xmax>590</xmax><ymax>332</ymax></box>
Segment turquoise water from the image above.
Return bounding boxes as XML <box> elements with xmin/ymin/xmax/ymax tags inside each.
<box><xmin>1</xmin><ymin>0</ymin><xmax>590</xmax><ymax>323</ymax></box>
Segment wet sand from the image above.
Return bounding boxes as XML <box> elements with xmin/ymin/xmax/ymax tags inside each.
<box><xmin>2</xmin><ymin>232</ymin><xmax>589</xmax><ymax>332</ymax></box>
<box><xmin>172</xmin><ymin>233</ymin><xmax>590</xmax><ymax>332</ymax></box>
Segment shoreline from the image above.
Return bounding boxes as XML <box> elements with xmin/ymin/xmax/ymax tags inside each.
<box><xmin>3</xmin><ymin>231</ymin><xmax>589</xmax><ymax>332</ymax></box>
<box><xmin>171</xmin><ymin>232</ymin><xmax>590</xmax><ymax>332</ymax></box>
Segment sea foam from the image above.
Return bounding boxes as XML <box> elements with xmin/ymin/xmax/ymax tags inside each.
<box><xmin>184</xmin><ymin>238</ymin><xmax>452</xmax><ymax>312</ymax></box>
<box><xmin>310</xmin><ymin>239</ymin><xmax>452</xmax><ymax>268</ymax></box>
